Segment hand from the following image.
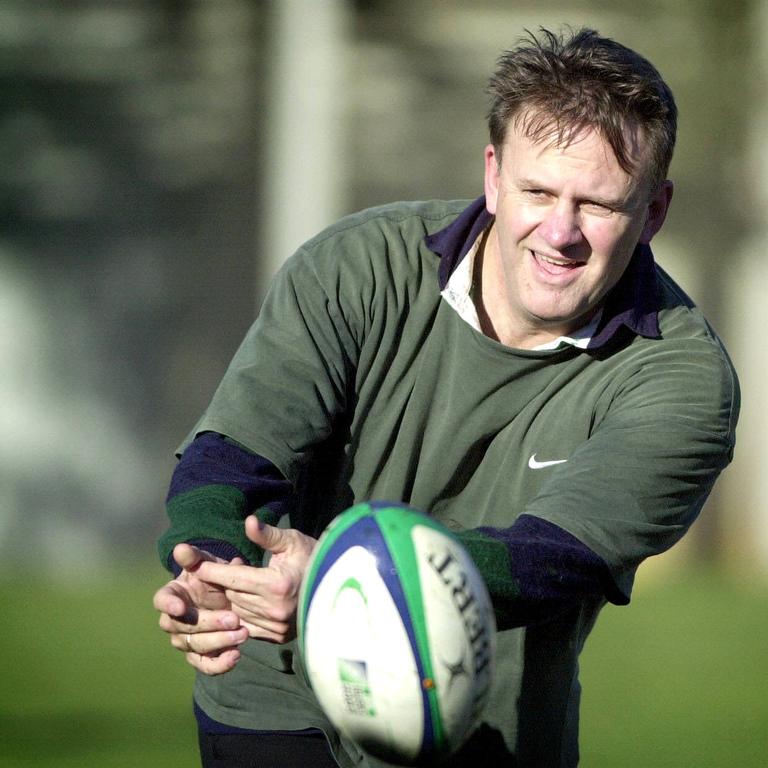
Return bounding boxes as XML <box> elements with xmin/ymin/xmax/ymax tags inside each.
<box><xmin>195</xmin><ymin>516</ymin><xmax>317</xmax><ymax>644</ymax></box>
<box><xmin>153</xmin><ymin>544</ymin><xmax>250</xmax><ymax>675</ymax></box>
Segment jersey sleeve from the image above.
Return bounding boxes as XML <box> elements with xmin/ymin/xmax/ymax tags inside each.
<box><xmin>454</xmin><ymin>333</ymin><xmax>738</xmax><ymax>621</ymax></box>
<box><xmin>522</xmin><ymin>335</ymin><xmax>739</xmax><ymax>600</ymax></box>
<box><xmin>185</xmin><ymin>242</ymin><xmax>365</xmax><ymax>484</ymax></box>
<box><xmin>455</xmin><ymin>514</ymin><xmax>617</xmax><ymax>629</ymax></box>
<box><xmin>157</xmin><ymin>433</ymin><xmax>295</xmax><ymax>570</ymax></box>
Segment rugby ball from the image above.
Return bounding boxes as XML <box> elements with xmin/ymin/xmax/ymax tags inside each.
<box><xmin>298</xmin><ymin>501</ymin><xmax>496</xmax><ymax>765</ymax></box>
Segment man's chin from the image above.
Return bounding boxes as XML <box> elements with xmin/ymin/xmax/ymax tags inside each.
<box><xmin>525</xmin><ymin>305</ymin><xmax>599</xmax><ymax>335</ymax></box>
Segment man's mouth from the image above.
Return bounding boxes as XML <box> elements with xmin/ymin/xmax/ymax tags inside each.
<box><xmin>531</xmin><ymin>250</ymin><xmax>585</xmax><ymax>275</ymax></box>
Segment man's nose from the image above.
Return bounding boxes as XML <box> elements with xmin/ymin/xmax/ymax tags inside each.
<box><xmin>538</xmin><ymin>203</ymin><xmax>582</xmax><ymax>250</ymax></box>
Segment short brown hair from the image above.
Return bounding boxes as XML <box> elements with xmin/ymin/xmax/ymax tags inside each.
<box><xmin>487</xmin><ymin>27</ymin><xmax>677</xmax><ymax>192</ymax></box>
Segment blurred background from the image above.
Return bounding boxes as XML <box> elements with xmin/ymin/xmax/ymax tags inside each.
<box><xmin>1</xmin><ymin>1</ymin><xmax>766</xmax><ymax>766</ymax></box>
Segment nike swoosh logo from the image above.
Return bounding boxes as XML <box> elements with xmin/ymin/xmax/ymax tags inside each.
<box><xmin>528</xmin><ymin>454</ymin><xmax>568</xmax><ymax>469</ymax></box>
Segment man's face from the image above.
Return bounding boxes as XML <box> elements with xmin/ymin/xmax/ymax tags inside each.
<box><xmin>482</xmin><ymin>120</ymin><xmax>672</xmax><ymax>347</ymax></box>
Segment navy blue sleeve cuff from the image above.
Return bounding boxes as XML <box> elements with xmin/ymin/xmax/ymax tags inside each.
<box><xmin>458</xmin><ymin>514</ymin><xmax>624</xmax><ymax>628</ymax></box>
<box><xmin>480</xmin><ymin>514</ymin><xmax>626</xmax><ymax>605</ymax></box>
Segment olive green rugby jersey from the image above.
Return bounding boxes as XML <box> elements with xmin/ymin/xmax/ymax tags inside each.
<box><xmin>184</xmin><ymin>198</ymin><xmax>739</xmax><ymax>766</ymax></box>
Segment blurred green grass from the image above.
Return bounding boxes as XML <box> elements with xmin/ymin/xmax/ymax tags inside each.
<box><xmin>0</xmin><ymin>565</ymin><xmax>199</xmax><ymax>767</ymax></box>
<box><xmin>1</xmin><ymin>564</ymin><xmax>765</xmax><ymax>767</ymax></box>
<box><xmin>579</xmin><ymin>567</ymin><xmax>768</xmax><ymax>767</ymax></box>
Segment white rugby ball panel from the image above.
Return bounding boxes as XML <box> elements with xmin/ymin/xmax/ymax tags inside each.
<box><xmin>303</xmin><ymin>545</ymin><xmax>424</xmax><ymax>760</ymax></box>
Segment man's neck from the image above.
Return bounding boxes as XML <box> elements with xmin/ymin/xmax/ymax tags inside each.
<box><xmin>474</xmin><ymin>225</ymin><xmax>597</xmax><ymax>350</ymax></box>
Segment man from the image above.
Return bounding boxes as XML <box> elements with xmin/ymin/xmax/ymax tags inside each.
<box><xmin>153</xmin><ymin>27</ymin><xmax>739</xmax><ymax>767</ymax></box>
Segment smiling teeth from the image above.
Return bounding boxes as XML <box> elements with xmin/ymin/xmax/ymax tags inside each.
<box><xmin>535</xmin><ymin>251</ymin><xmax>576</xmax><ymax>266</ymax></box>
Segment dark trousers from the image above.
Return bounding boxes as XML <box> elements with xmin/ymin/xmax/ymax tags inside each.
<box><xmin>198</xmin><ymin>722</ymin><xmax>517</xmax><ymax>767</ymax></box>
<box><xmin>198</xmin><ymin>728</ymin><xmax>339</xmax><ymax>768</ymax></box>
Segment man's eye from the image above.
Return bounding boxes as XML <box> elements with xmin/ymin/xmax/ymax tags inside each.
<box><xmin>583</xmin><ymin>201</ymin><xmax>613</xmax><ymax>215</ymax></box>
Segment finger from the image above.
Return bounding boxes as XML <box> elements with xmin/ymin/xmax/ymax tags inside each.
<box><xmin>226</xmin><ymin>590</ymin><xmax>295</xmax><ymax>623</ymax></box>
<box><xmin>186</xmin><ymin>648</ymin><xmax>242</xmax><ymax>676</ymax></box>
<box><xmin>173</xmin><ymin>542</ymin><xmax>207</xmax><ymax>571</ymax></box>
<box><xmin>200</xmin><ymin>565</ymin><xmax>298</xmax><ymax>610</ymax></box>
<box><xmin>239</xmin><ymin>616</ymin><xmax>295</xmax><ymax>644</ymax></box>
<box><xmin>195</xmin><ymin>561</ymin><xmax>272</xmax><ymax>593</ymax></box>
<box><xmin>159</xmin><ymin>607</ymin><xmax>242</xmax><ymax>634</ymax></box>
<box><xmin>244</xmin><ymin>516</ymin><xmax>289</xmax><ymax>553</ymax></box>
<box><xmin>232</xmin><ymin>612</ymin><xmax>295</xmax><ymax>642</ymax></box>
<box><xmin>153</xmin><ymin>581</ymin><xmax>191</xmax><ymax>619</ymax></box>
<box><xmin>170</xmin><ymin>626</ymin><xmax>248</xmax><ymax>655</ymax></box>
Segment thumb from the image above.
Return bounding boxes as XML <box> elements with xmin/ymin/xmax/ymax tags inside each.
<box><xmin>244</xmin><ymin>515</ymin><xmax>289</xmax><ymax>553</ymax></box>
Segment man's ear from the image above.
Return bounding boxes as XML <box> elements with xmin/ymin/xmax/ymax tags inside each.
<box><xmin>484</xmin><ymin>144</ymin><xmax>501</xmax><ymax>215</ymax></box>
<box><xmin>639</xmin><ymin>180</ymin><xmax>673</xmax><ymax>244</ymax></box>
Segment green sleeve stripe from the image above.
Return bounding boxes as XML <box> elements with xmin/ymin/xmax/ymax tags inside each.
<box><xmin>157</xmin><ymin>484</ymin><xmax>280</xmax><ymax>568</ymax></box>
<box><xmin>454</xmin><ymin>529</ymin><xmax>520</xmax><ymax>602</ymax></box>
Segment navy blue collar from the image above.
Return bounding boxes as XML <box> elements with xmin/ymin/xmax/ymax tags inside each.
<box><xmin>424</xmin><ymin>196</ymin><xmax>661</xmax><ymax>350</ymax></box>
